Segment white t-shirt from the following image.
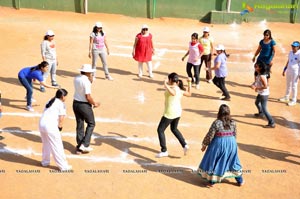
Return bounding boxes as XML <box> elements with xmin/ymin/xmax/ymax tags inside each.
<box><xmin>73</xmin><ymin>74</ymin><xmax>92</xmax><ymax>102</ymax></box>
<box><xmin>39</xmin><ymin>98</ymin><xmax>66</xmax><ymax>131</ymax></box>
<box><xmin>287</xmin><ymin>50</ymin><xmax>300</xmax><ymax>72</ymax></box>
<box><xmin>41</xmin><ymin>40</ymin><xmax>57</xmax><ymax>60</ymax></box>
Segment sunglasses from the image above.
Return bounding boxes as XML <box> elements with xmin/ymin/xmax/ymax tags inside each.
<box><xmin>142</xmin><ymin>28</ymin><xmax>148</xmax><ymax>31</ymax></box>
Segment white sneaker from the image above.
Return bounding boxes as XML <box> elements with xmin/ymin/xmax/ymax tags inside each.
<box><xmin>106</xmin><ymin>75</ymin><xmax>114</xmax><ymax>81</ymax></box>
<box><xmin>183</xmin><ymin>145</ymin><xmax>189</xmax><ymax>155</ymax></box>
<box><xmin>156</xmin><ymin>151</ymin><xmax>168</xmax><ymax>158</ymax></box>
<box><xmin>279</xmin><ymin>97</ymin><xmax>289</xmax><ymax>103</ymax></box>
<box><xmin>196</xmin><ymin>84</ymin><xmax>200</xmax><ymax>89</ymax></box>
<box><xmin>79</xmin><ymin>145</ymin><xmax>93</xmax><ymax>152</ymax></box>
<box><xmin>26</xmin><ymin>106</ymin><xmax>34</xmax><ymax>112</ymax></box>
<box><xmin>60</xmin><ymin>165</ymin><xmax>72</xmax><ymax>171</ymax></box>
<box><xmin>288</xmin><ymin>101</ymin><xmax>297</xmax><ymax>106</ymax></box>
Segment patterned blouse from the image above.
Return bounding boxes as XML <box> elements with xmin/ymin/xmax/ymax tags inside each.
<box><xmin>202</xmin><ymin>119</ymin><xmax>237</xmax><ymax>146</ymax></box>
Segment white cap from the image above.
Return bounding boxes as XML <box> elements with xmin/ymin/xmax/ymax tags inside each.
<box><xmin>45</xmin><ymin>30</ymin><xmax>55</xmax><ymax>36</ymax></box>
<box><xmin>141</xmin><ymin>24</ymin><xmax>149</xmax><ymax>29</ymax></box>
<box><xmin>215</xmin><ymin>44</ymin><xmax>225</xmax><ymax>51</ymax></box>
<box><xmin>203</xmin><ymin>27</ymin><xmax>210</xmax><ymax>32</ymax></box>
<box><xmin>79</xmin><ymin>64</ymin><xmax>95</xmax><ymax>73</ymax></box>
<box><xmin>95</xmin><ymin>22</ymin><xmax>102</xmax><ymax>28</ymax></box>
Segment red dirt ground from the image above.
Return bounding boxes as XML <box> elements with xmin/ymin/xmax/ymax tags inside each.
<box><xmin>0</xmin><ymin>7</ymin><xmax>299</xmax><ymax>199</ymax></box>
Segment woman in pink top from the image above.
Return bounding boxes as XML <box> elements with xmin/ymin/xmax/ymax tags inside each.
<box><xmin>182</xmin><ymin>33</ymin><xmax>204</xmax><ymax>89</ymax></box>
<box><xmin>132</xmin><ymin>24</ymin><xmax>155</xmax><ymax>78</ymax></box>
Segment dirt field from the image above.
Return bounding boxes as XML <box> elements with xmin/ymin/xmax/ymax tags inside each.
<box><xmin>0</xmin><ymin>7</ymin><xmax>299</xmax><ymax>199</ymax></box>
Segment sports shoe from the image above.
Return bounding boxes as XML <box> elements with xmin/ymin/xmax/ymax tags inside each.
<box><xmin>207</xmin><ymin>79</ymin><xmax>212</xmax><ymax>84</ymax></box>
<box><xmin>156</xmin><ymin>151</ymin><xmax>168</xmax><ymax>158</ymax></box>
<box><xmin>279</xmin><ymin>97</ymin><xmax>289</xmax><ymax>103</ymax></box>
<box><xmin>149</xmin><ymin>74</ymin><xmax>154</xmax><ymax>79</ymax></box>
<box><xmin>183</xmin><ymin>145</ymin><xmax>189</xmax><ymax>155</ymax></box>
<box><xmin>40</xmin><ymin>86</ymin><xmax>46</xmax><ymax>92</ymax></box>
<box><xmin>60</xmin><ymin>165</ymin><xmax>72</xmax><ymax>171</ymax></box>
<box><xmin>79</xmin><ymin>145</ymin><xmax>93</xmax><ymax>152</ymax></box>
<box><xmin>221</xmin><ymin>97</ymin><xmax>231</xmax><ymax>101</ymax></box>
<box><xmin>288</xmin><ymin>101</ymin><xmax>297</xmax><ymax>106</ymax></box>
<box><xmin>196</xmin><ymin>84</ymin><xmax>200</xmax><ymax>89</ymax></box>
<box><xmin>263</xmin><ymin>123</ymin><xmax>275</xmax><ymax>128</ymax></box>
<box><xmin>254</xmin><ymin>113</ymin><xmax>264</xmax><ymax>118</ymax></box>
<box><xmin>106</xmin><ymin>75</ymin><xmax>114</xmax><ymax>81</ymax></box>
<box><xmin>24</xmin><ymin>96</ymin><xmax>36</xmax><ymax>102</ymax></box>
<box><xmin>52</xmin><ymin>83</ymin><xmax>59</xmax><ymax>87</ymax></box>
<box><xmin>26</xmin><ymin>106</ymin><xmax>34</xmax><ymax>112</ymax></box>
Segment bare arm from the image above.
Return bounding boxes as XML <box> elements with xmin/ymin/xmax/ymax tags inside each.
<box><xmin>252</xmin><ymin>45</ymin><xmax>262</xmax><ymax>62</ymax></box>
<box><xmin>183</xmin><ymin>78</ymin><xmax>192</xmax><ymax>97</ymax></box>
<box><xmin>58</xmin><ymin>115</ymin><xmax>65</xmax><ymax>129</ymax></box>
<box><xmin>88</xmin><ymin>36</ymin><xmax>93</xmax><ymax>58</ymax></box>
<box><xmin>164</xmin><ymin>80</ymin><xmax>176</xmax><ymax>96</ymax></box>
<box><xmin>86</xmin><ymin>94</ymin><xmax>100</xmax><ymax>108</ymax></box>
<box><xmin>132</xmin><ymin>37</ymin><xmax>138</xmax><ymax>57</ymax></box>
<box><xmin>104</xmin><ymin>36</ymin><xmax>110</xmax><ymax>55</ymax></box>
<box><xmin>181</xmin><ymin>50</ymin><xmax>189</xmax><ymax>61</ymax></box>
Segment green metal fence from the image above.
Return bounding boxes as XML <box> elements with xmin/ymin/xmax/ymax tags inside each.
<box><xmin>0</xmin><ymin>0</ymin><xmax>299</xmax><ymax>23</ymax></box>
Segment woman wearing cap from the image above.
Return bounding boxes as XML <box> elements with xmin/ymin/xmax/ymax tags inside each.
<box><xmin>18</xmin><ymin>61</ymin><xmax>59</xmax><ymax>112</ymax></box>
<box><xmin>73</xmin><ymin>64</ymin><xmax>100</xmax><ymax>154</ymax></box>
<box><xmin>211</xmin><ymin>44</ymin><xmax>231</xmax><ymax>101</ymax></box>
<box><xmin>132</xmin><ymin>24</ymin><xmax>154</xmax><ymax>78</ymax></box>
<box><xmin>279</xmin><ymin>41</ymin><xmax>300</xmax><ymax>106</ymax></box>
<box><xmin>182</xmin><ymin>33</ymin><xmax>204</xmax><ymax>89</ymax></box>
<box><xmin>41</xmin><ymin>30</ymin><xmax>59</xmax><ymax>92</ymax></box>
<box><xmin>39</xmin><ymin>88</ymin><xmax>72</xmax><ymax>171</ymax></box>
<box><xmin>88</xmin><ymin>22</ymin><xmax>113</xmax><ymax>81</ymax></box>
<box><xmin>199</xmin><ymin>27</ymin><xmax>214</xmax><ymax>83</ymax></box>
<box><xmin>252</xmin><ymin>29</ymin><xmax>276</xmax><ymax>81</ymax></box>
<box><xmin>156</xmin><ymin>72</ymin><xmax>192</xmax><ymax>158</ymax></box>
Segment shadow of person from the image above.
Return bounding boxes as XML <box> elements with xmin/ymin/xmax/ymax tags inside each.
<box><xmin>238</xmin><ymin>143</ymin><xmax>300</xmax><ymax>165</ymax></box>
<box><xmin>134</xmin><ymin>158</ymin><xmax>208</xmax><ymax>188</ymax></box>
<box><xmin>2</xmin><ymin>127</ymin><xmax>76</xmax><ymax>154</ymax></box>
<box><xmin>0</xmin><ymin>142</ymin><xmax>56</xmax><ymax>170</ymax></box>
<box><xmin>93</xmin><ymin>132</ymin><xmax>180</xmax><ymax>162</ymax></box>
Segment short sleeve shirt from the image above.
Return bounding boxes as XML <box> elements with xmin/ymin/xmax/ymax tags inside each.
<box><xmin>18</xmin><ymin>66</ymin><xmax>44</xmax><ymax>82</ymax></box>
<box><xmin>163</xmin><ymin>86</ymin><xmax>184</xmax><ymax>119</ymax></box>
<box><xmin>73</xmin><ymin>74</ymin><xmax>92</xmax><ymax>102</ymax></box>
<box><xmin>199</xmin><ymin>36</ymin><xmax>213</xmax><ymax>55</ymax></box>
<box><xmin>90</xmin><ymin>32</ymin><xmax>106</xmax><ymax>50</ymax></box>
<box><xmin>214</xmin><ymin>53</ymin><xmax>227</xmax><ymax>77</ymax></box>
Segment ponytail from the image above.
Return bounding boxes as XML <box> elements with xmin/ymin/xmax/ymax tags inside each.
<box><xmin>45</xmin><ymin>88</ymin><xmax>68</xmax><ymax>108</ymax></box>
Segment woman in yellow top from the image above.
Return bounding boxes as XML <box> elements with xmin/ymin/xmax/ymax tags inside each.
<box><xmin>199</xmin><ymin>27</ymin><xmax>214</xmax><ymax>83</ymax></box>
<box><xmin>156</xmin><ymin>72</ymin><xmax>192</xmax><ymax>158</ymax></box>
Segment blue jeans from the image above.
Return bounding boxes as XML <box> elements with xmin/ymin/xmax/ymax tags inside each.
<box><xmin>73</xmin><ymin>100</ymin><xmax>96</xmax><ymax>148</ymax></box>
<box><xmin>255</xmin><ymin>94</ymin><xmax>275</xmax><ymax>125</ymax></box>
<box><xmin>18</xmin><ymin>76</ymin><xmax>33</xmax><ymax>106</ymax></box>
<box><xmin>157</xmin><ymin>116</ymin><xmax>187</xmax><ymax>152</ymax></box>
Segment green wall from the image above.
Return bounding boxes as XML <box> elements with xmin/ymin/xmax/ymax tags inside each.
<box><xmin>0</xmin><ymin>0</ymin><xmax>299</xmax><ymax>23</ymax></box>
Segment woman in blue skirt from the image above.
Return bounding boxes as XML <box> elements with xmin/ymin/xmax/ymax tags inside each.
<box><xmin>198</xmin><ymin>104</ymin><xmax>244</xmax><ymax>187</ymax></box>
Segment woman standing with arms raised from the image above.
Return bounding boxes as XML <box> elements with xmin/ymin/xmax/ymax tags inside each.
<box><xmin>156</xmin><ymin>73</ymin><xmax>191</xmax><ymax>158</ymax></box>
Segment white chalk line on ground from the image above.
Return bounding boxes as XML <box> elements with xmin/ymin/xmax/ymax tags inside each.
<box><xmin>0</xmin><ymin>128</ymin><xmax>200</xmax><ymax>145</ymax></box>
<box><xmin>2</xmin><ymin>112</ymin><xmax>191</xmax><ymax>127</ymax></box>
<box><xmin>0</xmin><ymin>143</ymin><xmax>197</xmax><ymax>170</ymax></box>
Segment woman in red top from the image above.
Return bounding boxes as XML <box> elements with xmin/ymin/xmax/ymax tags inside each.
<box><xmin>132</xmin><ymin>24</ymin><xmax>155</xmax><ymax>78</ymax></box>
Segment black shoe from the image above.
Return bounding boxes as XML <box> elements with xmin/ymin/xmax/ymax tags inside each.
<box><xmin>221</xmin><ymin>97</ymin><xmax>231</xmax><ymax>101</ymax></box>
<box><xmin>254</xmin><ymin>113</ymin><xmax>264</xmax><ymax>118</ymax></box>
<box><xmin>263</xmin><ymin>124</ymin><xmax>275</xmax><ymax>128</ymax></box>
